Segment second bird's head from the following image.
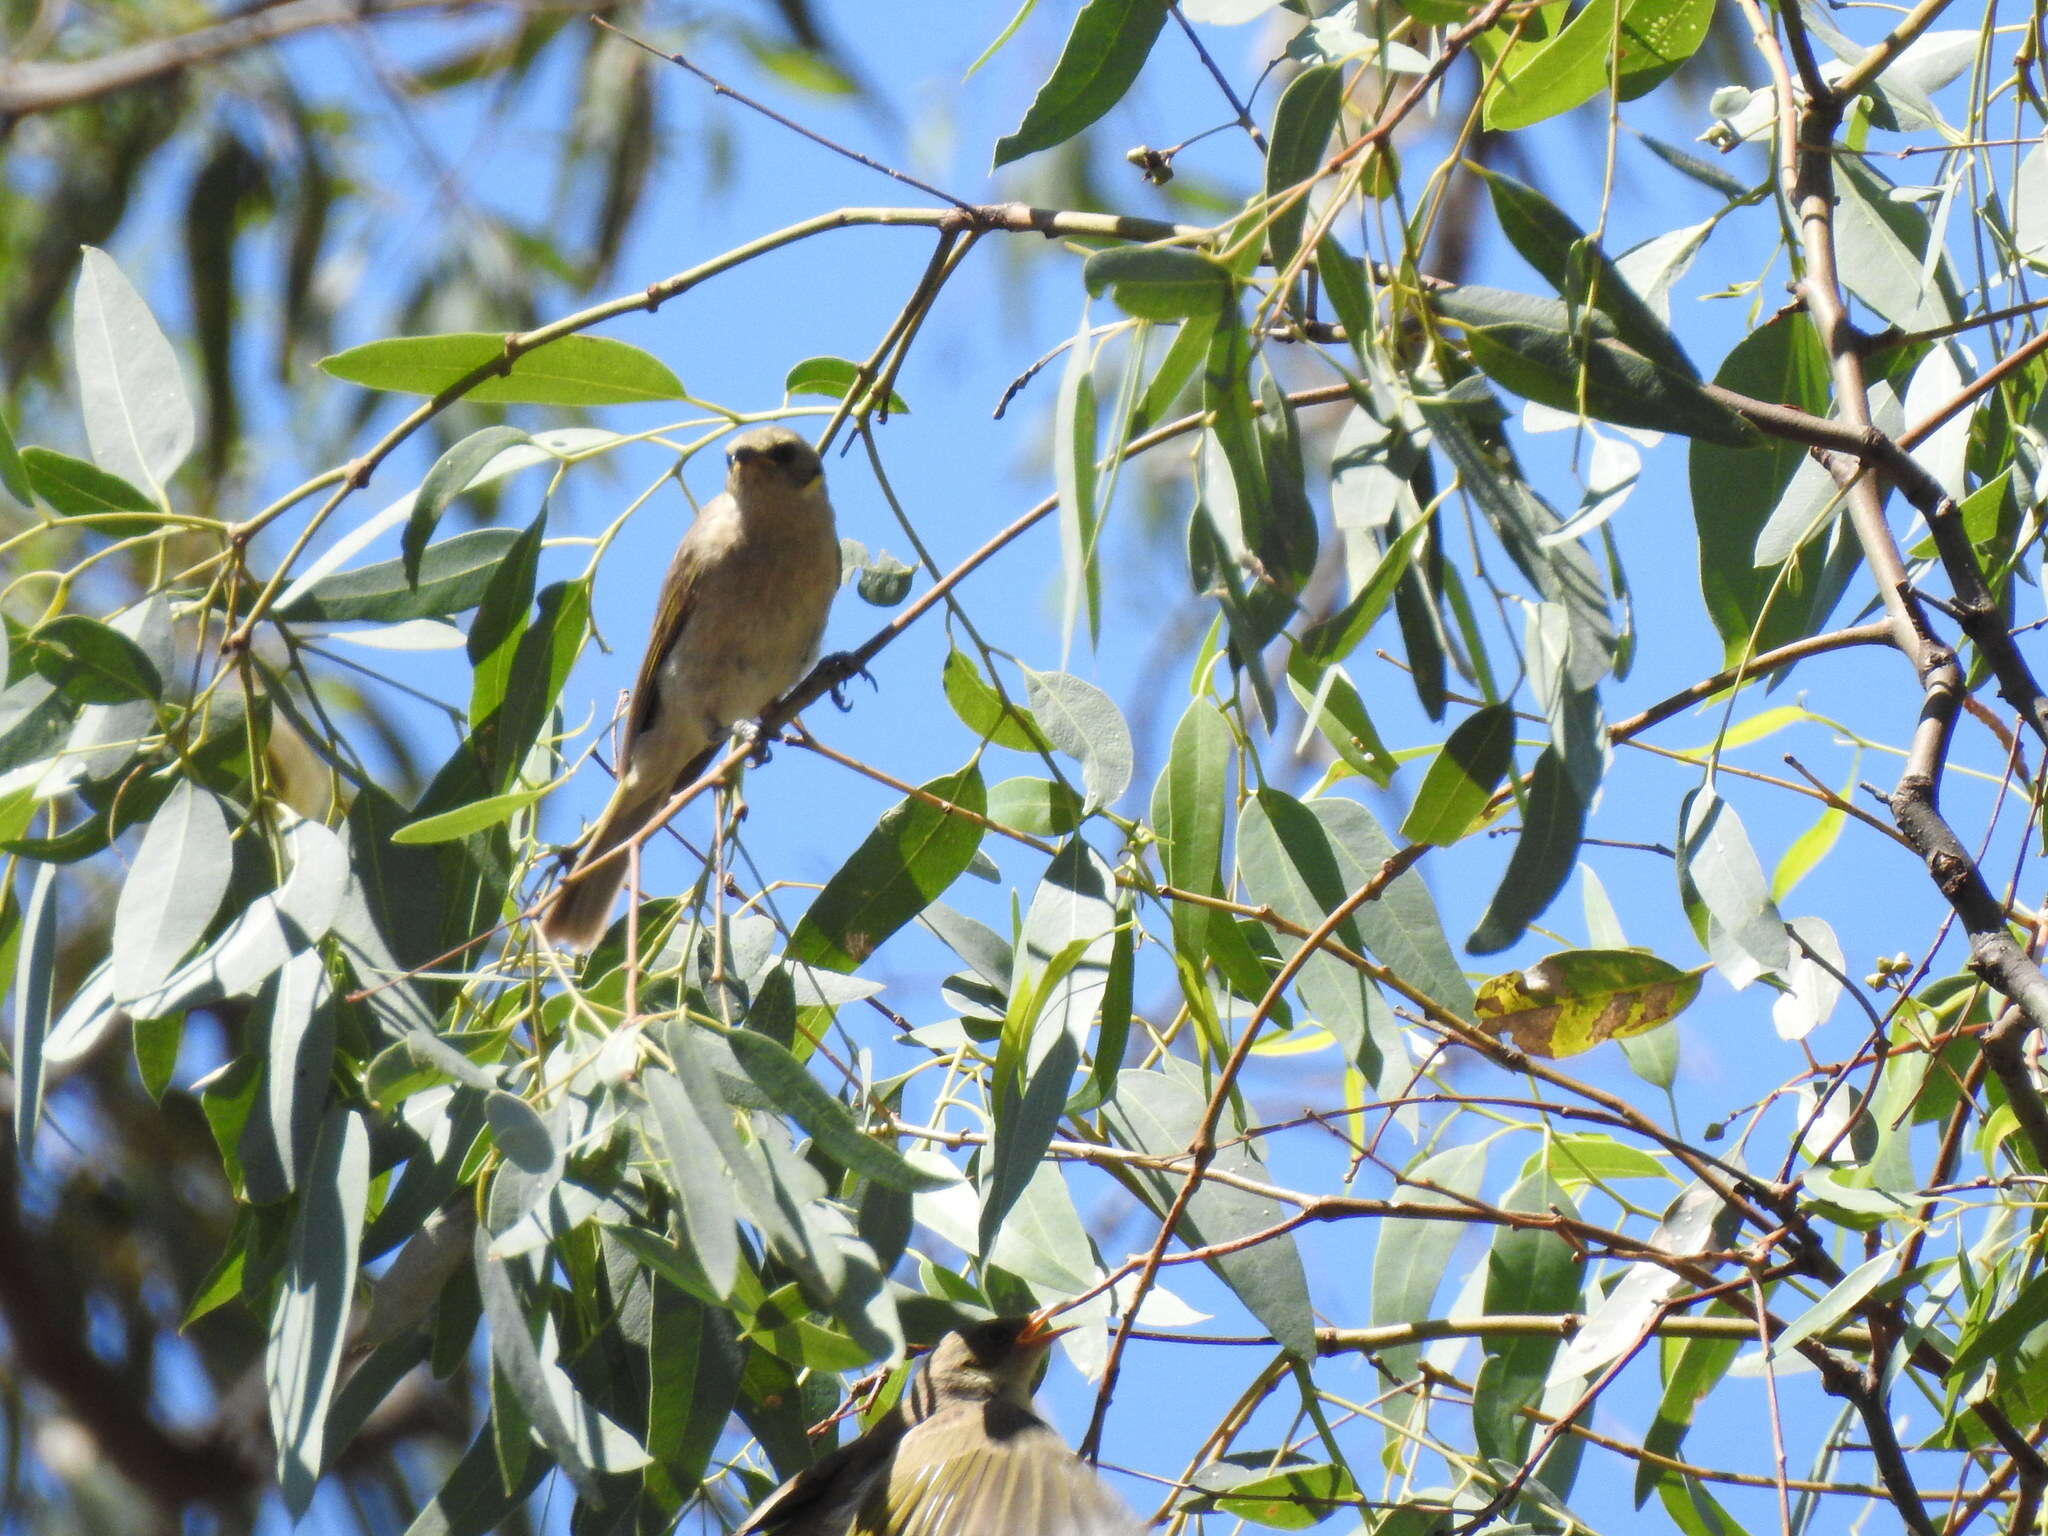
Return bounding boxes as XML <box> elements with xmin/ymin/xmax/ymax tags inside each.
<box><xmin>726</xmin><ymin>425</ymin><xmax>825</xmax><ymax>501</ymax></box>
<box><xmin>924</xmin><ymin>1313</ymin><xmax>1072</xmax><ymax>1405</ymax></box>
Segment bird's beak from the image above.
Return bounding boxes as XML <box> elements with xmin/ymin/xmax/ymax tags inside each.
<box><xmin>1018</xmin><ymin>1310</ymin><xmax>1075</xmax><ymax>1351</ymax></box>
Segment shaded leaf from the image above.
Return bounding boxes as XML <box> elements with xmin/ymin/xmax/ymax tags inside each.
<box><xmin>993</xmin><ymin>0</ymin><xmax>1170</xmax><ymax>166</ymax></box>
<box><xmin>1083</xmin><ymin>247</ymin><xmax>1234</xmax><ymax>321</ymax></box>
<box><xmin>1468</xmin><ymin>748</ymin><xmax>1587</xmax><ymax>954</ymax></box>
<box><xmin>407</xmin><ymin>426</ymin><xmax>532</xmax><ymax>586</ymax></box>
<box><xmin>267</xmin><ymin>1108</ymin><xmax>368</xmax><ymax>1517</ymax></box>
<box><xmin>785</xmin><ymin>356</ymin><xmax>908</xmax><ymax>414</ymax></box>
<box><xmin>277</xmin><ymin>528</ymin><xmax>525</xmax><ymax>624</ymax></box>
<box><xmin>1400</xmin><ymin>704</ymin><xmax>1514</xmax><ymax>845</ymax></box>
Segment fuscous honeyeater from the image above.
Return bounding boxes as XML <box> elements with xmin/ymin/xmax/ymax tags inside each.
<box><xmin>539</xmin><ymin>424</ymin><xmax>839</xmax><ymax>950</ymax></box>
<box><xmin>735</xmin><ymin>1315</ymin><xmax>1144</xmax><ymax>1536</ymax></box>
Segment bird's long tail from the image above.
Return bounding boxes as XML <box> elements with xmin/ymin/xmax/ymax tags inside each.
<box><xmin>537</xmin><ymin>783</ymin><xmax>667</xmax><ymax>952</ymax></box>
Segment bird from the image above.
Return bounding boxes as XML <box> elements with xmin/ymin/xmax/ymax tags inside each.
<box><xmin>735</xmin><ymin>1314</ymin><xmax>1145</xmax><ymax>1536</ymax></box>
<box><xmin>539</xmin><ymin>423</ymin><xmax>840</xmax><ymax>951</ymax></box>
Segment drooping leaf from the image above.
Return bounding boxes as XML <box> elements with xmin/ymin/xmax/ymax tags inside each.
<box><xmin>320</xmin><ymin>332</ymin><xmax>685</xmax><ymax>405</ymax></box>
<box><xmin>642</xmin><ymin>1069</ymin><xmax>742</xmax><ymax>1298</ymax></box>
<box><xmin>786</xmin><ymin>764</ymin><xmax>987</xmax><ymax>973</ymax></box>
<box><xmin>1475</xmin><ymin>1174</ymin><xmax>1583</xmax><ymax>1462</ymax></box>
<box><xmin>0</xmin><ymin>411</ymin><xmax>28</xmax><ymax>508</ymax></box>
<box><xmin>12</xmin><ymin>861</ymin><xmax>57</xmax><ymax>1155</ymax></box>
<box><xmin>1264</xmin><ymin>65</ymin><xmax>1344</xmax><ymax>273</ymax></box>
<box><xmin>1677</xmin><ymin>785</ymin><xmax>1791</xmax><ymax>985</ymax></box>
<box><xmin>1468</xmin><ymin>747</ymin><xmax>1587</xmax><ymax>954</ymax></box>
<box><xmin>23</xmin><ymin>614</ymin><xmax>162</xmax><ymax>705</ymax></box>
<box><xmin>993</xmin><ymin>0</ymin><xmax>1170</xmax><ymax>166</ymax></box>
<box><xmin>406</xmin><ymin>426</ymin><xmax>533</xmax><ymax>585</ymax></box>
<box><xmin>1055</xmin><ymin>311</ymin><xmax>1102</xmax><ymax>646</ymax></box>
<box><xmin>267</xmin><ymin>1107</ymin><xmax>369</xmax><ymax>1517</ymax></box>
<box><xmin>1370</xmin><ymin>1142</ymin><xmax>1487</xmax><ymax>1378</ymax></box>
<box><xmin>1102</xmin><ymin>1067</ymin><xmax>1318</xmax><ymax>1357</ymax></box>
<box><xmin>112</xmin><ymin>781</ymin><xmax>235</xmax><ymax>1004</ymax></box>
<box><xmin>723</xmin><ymin>1025</ymin><xmax>956</xmax><ymax>1193</ymax></box>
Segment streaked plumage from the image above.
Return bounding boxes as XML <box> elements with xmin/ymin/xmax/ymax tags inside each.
<box><xmin>737</xmin><ymin>1317</ymin><xmax>1143</xmax><ymax>1536</ymax></box>
<box><xmin>540</xmin><ymin>425</ymin><xmax>839</xmax><ymax>950</ymax></box>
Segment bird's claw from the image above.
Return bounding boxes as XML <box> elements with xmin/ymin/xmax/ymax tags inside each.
<box><xmin>819</xmin><ymin>651</ymin><xmax>877</xmax><ymax>712</ymax></box>
<box><xmin>733</xmin><ymin>717</ymin><xmax>772</xmax><ymax>767</ymax></box>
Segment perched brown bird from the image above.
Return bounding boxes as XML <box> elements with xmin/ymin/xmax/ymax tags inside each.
<box><xmin>736</xmin><ymin>1315</ymin><xmax>1144</xmax><ymax>1536</ymax></box>
<box><xmin>540</xmin><ymin>424</ymin><xmax>839</xmax><ymax>950</ymax></box>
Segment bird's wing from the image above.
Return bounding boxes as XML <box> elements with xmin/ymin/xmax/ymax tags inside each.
<box><xmin>860</xmin><ymin>1412</ymin><xmax>1146</xmax><ymax>1536</ymax></box>
<box><xmin>735</xmin><ymin>1412</ymin><xmax>906</xmax><ymax>1536</ymax></box>
<box><xmin>622</xmin><ymin>495</ymin><xmax>724</xmax><ymax>741</ymax></box>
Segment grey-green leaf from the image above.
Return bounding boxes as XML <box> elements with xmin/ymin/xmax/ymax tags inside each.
<box><xmin>723</xmin><ymin>1026</ymin><xmax>956</xmax><ymax>1192</ymax></box>
<box><xmin>73</xmin><ymin>246</ymin><xmax>194</xmax><ymax>495</ymax></box>
<box><xmin>112</xmin><ymin>781</ymin><xmax>234</xmax><ymax>1004</ymax></box>
<box><xmin>1102</xmin><ymin>1066</ymin><xmax>1317</xmax><ymax>1357</ymax></box>
<box><xmin>267</xmin><ymin>1107</ymin><xmax>369</xmax><ymax>1517</ymax></box>
<box><xmin>1023</xmin><ymin>667</ymin><xmax>1133</xmax><ymax>810</ymax></box>
<box><xmin>12</xmin><ymin>860</ymin><xmax>57</xmax><ymax>1155</ymax></box>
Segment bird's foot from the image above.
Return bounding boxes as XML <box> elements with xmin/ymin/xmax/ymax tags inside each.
<box><xmin>731</xmin><ymin>717</ymin><xmax>773</xmax><ymax>767</ymax></box>
<box><xmin>817</xmin><ymin>651</ymin><xmax>877</xmax><ymax>712</ymax></box>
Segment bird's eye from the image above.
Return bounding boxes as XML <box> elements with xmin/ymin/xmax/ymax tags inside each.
<box><xmin>769</xmin><ymin>443</ymin><xmax>794</xmax><ymax>463</ymax></box>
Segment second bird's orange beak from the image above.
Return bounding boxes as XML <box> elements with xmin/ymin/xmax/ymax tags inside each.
<box><xmin>1018</xmin><ymin>1309</ymin><xmax>1076</xmax><ymax>1351</ymax></box>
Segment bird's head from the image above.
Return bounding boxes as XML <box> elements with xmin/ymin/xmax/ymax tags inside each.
<box><xmin>725</xmin><ymin>425</ymin><xmax>824</xmax><ymax>501</ymax></box>
<box><xmin>923</xmin><ymin>1313</ymin><xmax>1071</xmax><ymax>1406</ymax></box>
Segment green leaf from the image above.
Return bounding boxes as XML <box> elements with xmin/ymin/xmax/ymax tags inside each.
<box><xmin>25</xmin><ymin>614</ymin><xmax>162</xmax><ymax>705</ymax></box>
<box><xmin>1689</xmin><ymin>315</ymin><xmax>1843</xmax><ymax>667</ymax></box>
<box><xmin>1441</xmin><ymin>295</ymin><xmax>1754</xmax><ymax>445</ymax></box>
<box><xmin>988</xmin><ymin>775</ymin><xmax>1083</xmax><ymax>836</ymax></box>
<box><xmin>1300</xmin><ymin>514</ymin><xmax>1435</xmax><ymax>664</ymax></box>
<box><xmin>1476</xmin><ymin>948</ymin><xmax>1701</xmax><ymax>1058</ymax></box>
<box><xmin>112</xmin><ymin>781</ymin><xmax>234</xmax><ymax>1005</ymax></box>
<box><xmin>1130</xmin><ymin>309</ymin><xmax>1220</xmax><ymax>435</ymax></box>
<box><xmin>407</xmin><ymin>426</ymin><xmax>532</xmax><ymax>586</ymax></box>
<box><xmin>1283</xmin><ymin>657</ymin><xmax>1397</xmax><ymax>786</ymax></box>
<box><xmin>787</xmin><ymin>765</ymin><xmax>987</xmax><ymax>973</ymax></box>
<box><xmin>853</xmin><ymin>549</ymin><xmax>915</xmax><ymax>606</ymax></box>
<box><xmin>1055</xmin><ymin>312</ymin><xmax>1102</xmax><ymax>646</ymax></box>
<box><xmin>1102</xmin><ymin>1067</ymin><xmax>1318</xmax><ymax>1356</ymax></box>
<box><xmin>643</xmin><ymin>1069</ymin><xmax>742</xmax><ymax>1298</ymax></box>
<box><xmin>1202</xmin><ymin>1459</ymin><xmax>1360</xmax><ymax>1528</ymax></box>
<box><xmin>1082</xmin><ymin>246</ymin><xmax>1235</xmax><ymax>321</ymax></box>
<box><xmin>1400</xmin><ymin>703</ymin><xmax>1515</xmax><ymax>845</ymax></box>
<box><xmin>992</xmin><ymin>0</ymin><xmax>1170</xmax><ymax>166</ymax></box>
<box><xmin>391</xmin><ymin>784</ymin><xmax>547</xmax><ymax>844</ymax></box>
<box><xmin>73</xmin><ymin>246</ymin><xmax>194</xmax><ymax>495</ymax></box>
<box><xmin>1475</xmin><ymin>1174</ymin><xmax>1583</xmax><ymax>1463</ymax></box>
<box><xmin>645</xmin><ymin>1277</ymin><xmax>743</xmax><ymax>1494</ymax></box>
<box><xmin>250</xmin><ymin>950</ymin><xmax>337</xmax><ymax>1199</ymax></box>
<box><xmin>276</xmin><ymin>528</ymin><xmax>525</xmax><ymax>624</ymax></box>
<box><xmin>1371</xmin><ymin>1143</ymin><xmax>1487</xmax><ymax>1377</ymax></box>
<box><xmin>1313</xmin><ymin>798</ymin><xmax>1478</xmax><ymax>1026</ymax></box>
<box><xmin>944</xmin><ymin>651</ymin><xmax>1052</xmax><ymax>754</ymax></box>
<box><xmin>1264</xmin><ymin>65</ymin><xmax>1345</xmax><ymax>273</ymax></box>
<box><xmin>1677</xmin><ymin>786</ymin><xmax>1790</xmax><ymax>984</ymax></box>
<box><xmin>1022</xmin><ymin>667</ymin><xmax>1133</xmax><ymax>810</ymax></box>
<box><xmin>134</xmin><ymin>1013</ymin><xmax>180</xmax><ymax>1103</ymax></box>
<box><xmin>0</xmin><ymin>410</ymin><xmax>29</xmax><ymax>508</ymax></box>
<box><xmin>1468</xmin><ymin>747</ymin><xmax>1587</xmax><ymax>954</ymax></box>
<box><xmin>1474</xmin><ymin>168</ymin><xmax>1697</xmax><ymax>379</ymax></box>
<box><xmin>267</xmin><ymin>1107</ymin><xmax>368</xmax><ymax>1517</ymax></box>
<box><xmin>784</xmin><ymin>356</ymin><xmax>908</xmax><ymax>414</ymax></box>
<box><xmin>1237</xmin><ymin>789</ymin><xmax>1381</xmax><ymax>1076</ymax></box>
<box><xmin>18</xmin><ymin>447</ymin><xmax>160</xmax><ymax>532</ymax></box>
<box><xmin>12</xmin><ymin>860</ymin><xmax>56</xmax><ymax>1156</ymax></box>
<box><xmin>319</xmin><ymin>332</ymin><xmax>685</xmax><ymax>405</ymax></box>
<box><xmin>1152</xmin><ymin>698</ymin><xmax>1231</xmax><ymax>954</ymax></box>
<box><xmin>722</xmin><ymin>1026</ymin><xmax>955</xmax><ymax>1192</ymax></box>
<box><xmin>1484</xmin><ymin>0</ymin><xmax>1713</xmax><ymax>129</ymax></box>
<box><xmin>399</xmin><ymin>1425</ymin><xmax>550</xmax><ymax>1536</ymax></box>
